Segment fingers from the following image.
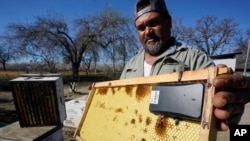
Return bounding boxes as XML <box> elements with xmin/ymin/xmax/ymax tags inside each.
<box><xmin>213</xmin><ymin>91</ymin><xmax>234</xmax><ymax>107</ymax></box>
<box><xmin>214</xmin><ymin>105</ymin><xmax>232</xmax><ymax>120</ymax></box>
<box><xmin>216</xmin><ymin>120</ymin><xmax>229</xmax><ymax>131</ymax></box>
<box><xmin>214</xmin><ymin>89</ymin><xmax>250</xmax><ymax>105</ymax></box>
<box><xmin>213</xmin><ymin>64</ymin><xmax>249</xmax><ymax>131</ymax></box>
<box><xmin>214</xmin><ymin>104</ymin><xmax>244</xmax><ymax>131</ymax></box>
<box><xmin>213</xmin><ymin>89</ymin><xmax>245</xmax><ymax>131</ymax></box>
<box><xmin>215</xmin><ymin>64</ymin><xmax>249</xmax><ymax>89</ymax></box>
<box><xmin>213</xmin><ymin>71</ymin><xmax>250</xmax><ymax>104</ymax></box>
<box><xmin>213</xmin><ymin>90</ymin><xmax>247</xmax><ymax>125</ymax></box>
<box><xmin>214</xmin><ymin>72</ymin><xmax>250</xmax><ymax>89</ymax></box>
<box><xmin>215</xmin><ymin>105</ymin><xmax>244</xmax><ymax>131</ymax></box>
<box><xmin>216</xmin><ymin>64</ymin><xmax>228</xmax><ymax>68</ymax></box>
<box><xmin>87</xmin><ymin>85</ymin><xmax>92</xmax><ymax>90</ymax></box>
<box><xmin>214</xmin><ymin>104</ymin><xmax>244</xmax><ymax>120</ymax></box>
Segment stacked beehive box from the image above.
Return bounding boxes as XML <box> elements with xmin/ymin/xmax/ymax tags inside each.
<box><xmin>7</xmin><ymin>74</ymin><xmax>66</xmax><ymax>140</ymax></box>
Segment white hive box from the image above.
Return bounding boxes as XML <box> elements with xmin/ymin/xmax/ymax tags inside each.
<box><xmin>10</xmin><ymin>74</ymin><xmax>66</xmax><ymax>127</ymax></box>
<box><xmin>64</xmin><ymin>95</ymin><xmax>88</xmax><ymax>128</ymax></box>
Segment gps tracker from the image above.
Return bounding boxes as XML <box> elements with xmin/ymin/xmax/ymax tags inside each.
<box><xmin>149</xmin><ymin>83</ymin><xmax>205</xmax><ymax>121</ymax></box>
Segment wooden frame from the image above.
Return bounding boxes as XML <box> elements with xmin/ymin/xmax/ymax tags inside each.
<box><xmin>74</xmin><ymin>67</ymin><xmax>230</xmax><ymax>141</ymax></box>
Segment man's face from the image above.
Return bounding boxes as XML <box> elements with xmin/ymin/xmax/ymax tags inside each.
<box><xmin>135</xmin><ymin>12</ymin><xmax>171</xmax><ymax>56</ymax></box>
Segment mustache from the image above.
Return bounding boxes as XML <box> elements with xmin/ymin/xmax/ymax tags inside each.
<box><xmin>143</xmin><ymin>34</ymin><xmax>160</xmax><ymax>44</ymax></box>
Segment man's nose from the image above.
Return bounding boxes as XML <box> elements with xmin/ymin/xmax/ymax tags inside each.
<box><xmin>145</xmin><ymin>26</ymin><xmax>153</xmax><ymax>35</ymax></box>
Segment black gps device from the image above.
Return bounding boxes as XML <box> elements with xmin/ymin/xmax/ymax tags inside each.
<box><xmin>149</xmin><ymin>83</ymin><xmax>205</xmax><ymax>121</ymax></box>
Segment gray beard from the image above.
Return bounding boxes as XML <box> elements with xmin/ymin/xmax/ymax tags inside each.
<box><xmin>143</xmin><ymin>40</ymin><xmax>163</xmax><ymax>56</ymax></box>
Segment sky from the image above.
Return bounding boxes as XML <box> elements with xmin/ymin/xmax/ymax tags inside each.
<box><xmin>0</xmin><ymin>0</ymin><xmax>249</xmax><ymax>35</ymax></box>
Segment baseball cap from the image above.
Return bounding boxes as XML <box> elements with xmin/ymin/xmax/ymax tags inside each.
<box><xmin>134</xmin><ymin>0</ymin><xmax>172</xmax><ymax>22</ymax></box>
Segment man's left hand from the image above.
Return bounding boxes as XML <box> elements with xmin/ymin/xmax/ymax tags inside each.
<box><xmin>212</xmin><ymin>65</ymin><xmax>250</xmax><ymax>131</ymax></box>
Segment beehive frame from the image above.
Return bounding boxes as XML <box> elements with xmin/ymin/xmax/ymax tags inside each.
<box><xmin>74</xmin><ymin>67</ymin><xmax>230</xmax><ymax>141</ymax></box>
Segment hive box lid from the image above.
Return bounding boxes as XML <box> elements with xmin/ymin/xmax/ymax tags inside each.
<box><xmin>10</xmin><ymin>74</ymin><xmax>62</xmax><ymax>82</ymax></box>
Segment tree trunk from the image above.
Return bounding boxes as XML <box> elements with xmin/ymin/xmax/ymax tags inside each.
<box><xmin>2</xmin><ymin>62</ymin><xmax>6</xmax><ymax>71</ymax></box>
<box><xmin>72</xmin><ymin>63</ymin><xmax>80</xmax><ymax>81</ymax></box>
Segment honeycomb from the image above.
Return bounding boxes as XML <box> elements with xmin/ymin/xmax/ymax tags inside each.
<box><xmin>79</xmin><ymin>84</ymin><xmax>200</xmax><ymax>141</ymax></box>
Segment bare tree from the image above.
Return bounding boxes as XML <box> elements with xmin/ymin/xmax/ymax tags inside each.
<box><xmin>172</xmin><ymin>17</ymin><xmax>193</xmax><ymax>42</ymax></box>
<box><xmin>172</xmin><ymin>16</ymin><xmax>238</xmax><ymax>55</ymax></box>
<box><xmin>5</xmin><ymin>15</ymin><xmax>64</xmax><ymax>73</ymax></box>
<box><xmin>81</xmin><ymin>44</ymin><xmax>99</xmax><ymax>75</ymax></box>
<box><xmin>0</xmin><ymin>42</ymin><xmax>15</xmax><ymax>71</ymax></box>
<box><xmin>4</xmin><ymin>6</ymin><xmax>135</xmax><ymax>80</ymax></box>
<box><xmin>116</xmin><ymin>34</ymin><xmax>139</xmax><ymax>67</ymax></box>
<box><xmin>76</xmin><ymin>6</ymin><xmax>137</xmax><ymax>76</ymax></box>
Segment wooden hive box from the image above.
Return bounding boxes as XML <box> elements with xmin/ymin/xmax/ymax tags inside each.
<box><xmin>74</xmin><ymin>67</ymin><xmax>230</xmax><ymax>141</ymax></box>
<box><xmin>10</xmin><ymin>74</ymin><xmax>66</xmax><ymax>127</ymax></box>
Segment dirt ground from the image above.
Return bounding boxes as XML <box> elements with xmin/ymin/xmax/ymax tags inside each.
<box><xmin>62</xmin><ymin>82</ymin><xmax>93</xmax><ymax>141</ymax></box>
<box><xmin>1</xmin><ymin>81</ymin><xmax>250</xmax><ymax>141</ymax></box>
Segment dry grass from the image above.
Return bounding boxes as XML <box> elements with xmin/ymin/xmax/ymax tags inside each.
<box><xmin>0</xmin><ymin>71</ymin><xmax>25</xmax><ymax>78</ymax></box>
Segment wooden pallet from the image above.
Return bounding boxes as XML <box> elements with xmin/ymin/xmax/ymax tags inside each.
<box><xmin>74</xmin><ymin>67</ymin><xmax>230</xmax><ymax>141</ymax></box>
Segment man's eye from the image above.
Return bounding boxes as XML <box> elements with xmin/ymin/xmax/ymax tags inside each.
<box><xmin>149</xmin><ymin>21</ymin><xmax>159</xmax><ymax>27</ymax></box>
<box><xmin>137</xmin><ymin>26</ymin><xmax>145</xmax><ymax>31</ymax></box>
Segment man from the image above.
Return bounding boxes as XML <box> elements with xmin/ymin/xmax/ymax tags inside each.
<box><xmin>120</xmin><ymin>0</ymin><xmax>250</xmax><ymax>131</ymax></box>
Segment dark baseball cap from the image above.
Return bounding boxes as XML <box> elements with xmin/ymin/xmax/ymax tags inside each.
<box><xmin>134</xmin><ymin>0</ymin><xmax>172</xmax><ymax>22</ymax></box>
